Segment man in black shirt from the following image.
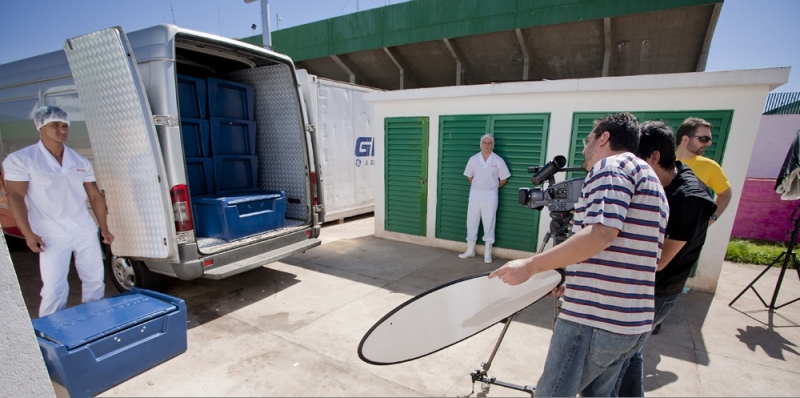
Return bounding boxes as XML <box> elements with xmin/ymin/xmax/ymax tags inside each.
<box><xmin>614</xmin><ymin>121</ymin><xmax>717</xmax><ymax>396</ymax></box>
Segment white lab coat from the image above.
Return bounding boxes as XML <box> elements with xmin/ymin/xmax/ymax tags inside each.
<box><xmin>463</xmin><ymin>152</ymin><xmax>511</xmax><ymax>243</ymax></box>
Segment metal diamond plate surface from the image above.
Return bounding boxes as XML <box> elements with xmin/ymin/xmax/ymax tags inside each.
<box><xmin>64</xmin><ymin>28</ymin><xmax>172</xmax><ymax>258</ymax></box>
<box><xmin>225</xmin><ymin>65</ymin><xmax>308</xmax><ymax>220</ymax></box>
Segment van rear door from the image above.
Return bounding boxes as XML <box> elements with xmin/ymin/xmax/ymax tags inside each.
<box><xmin>64</xmin><ymin>27</ymin><xmax>177</xmax><ymax>261</ymax></box>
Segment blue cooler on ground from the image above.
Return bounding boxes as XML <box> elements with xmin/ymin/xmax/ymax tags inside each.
<box><xmin>192</xmin><ymin>191</ymin><xmax>286</xmax><ymax>241</ymax></box>
<box><xmin>31</xmin><ymin>289</ymin><xmax>187</xmax><ymax>398</ymax></box>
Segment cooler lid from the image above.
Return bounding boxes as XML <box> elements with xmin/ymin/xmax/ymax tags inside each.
<box><xmin>32</xmin><ymin>293</ymin><xmax>177</xmax><ymax>350</ymax></box>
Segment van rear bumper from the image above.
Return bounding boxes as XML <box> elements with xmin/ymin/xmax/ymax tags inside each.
<box><xmin>169</xmin><ymin>230</ymin><xmax>320</xmax><ymax>280</ymax></box>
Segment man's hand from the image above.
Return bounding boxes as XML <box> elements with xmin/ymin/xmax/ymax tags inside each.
<box><xmin>547</xmin><ymin>285</ymin><xmax>565</xmax><ymax>298</ymax></box>
<box><xmin>25</xmin><ymin>233</ymin><xmax>45</xmax><ymax>253</ymax></box>
<box><xmin>100</xmin><ymin>229</ymin><xmax>114</xmax><ymax>245</ymax></box>
<box><xmin>488</xmin><ymin>258</ymin><xmax>535</xmax><ymax>286</ymax></box>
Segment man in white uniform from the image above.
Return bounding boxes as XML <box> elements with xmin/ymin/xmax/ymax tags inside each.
<box><xmin>459</xmin><ymin>134</ymin><xmax>511</xmax><ymax>263</ymax></box>
<box><xmin>3</xmin><ymin>106</ymin><xmax>114</xmax><ymax>317</ymax></box>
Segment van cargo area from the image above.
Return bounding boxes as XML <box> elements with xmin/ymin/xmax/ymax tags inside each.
<box><xmin>172</xmin><ymin>35</ymin><xmax>314</xmax><ymax>254</ymax></box>
<box><xmin>0</xmin><ymin>25</ymin><xmax>322</xmax><ymax>290</ymax></box>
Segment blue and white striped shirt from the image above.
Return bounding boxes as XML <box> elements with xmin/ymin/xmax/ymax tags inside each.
<box><xmin>560</xmin><ymin>152</ymin><xmax>669</xmax><ymax>335</ymax></box>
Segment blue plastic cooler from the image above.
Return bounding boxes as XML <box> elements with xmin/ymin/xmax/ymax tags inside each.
<box><xmin>210</xmin><ymin>117</ymin><xmax>257</xmax><ymax>156</ymax></box>
<box><xmin>207</xmin><ymin>77</ymin><xmax>255</xmax><ymax>120</ymax></box>
<box><xmin>177</xmin><ymin>74</ymin><xmax>207</xmax><ymax>119</ymax></box>
<box><xmin>32</xmin><ymin>289</ymin><xmax>187</xmax><ymax>398</ymax></box>
<box><xmin>180</xmin><ymin>118</ymin><xmax>210</xmax><ymax>158</ymax></box>
<box><xmin>192</xmin><ymin>191</ymin><xmax>286</xmax><ymax>241</ymax></box>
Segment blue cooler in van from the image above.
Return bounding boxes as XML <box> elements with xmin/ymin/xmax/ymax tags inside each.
<box><xmin>31</xmin><ymin>289</ymin><xmax>187</xmax><ymax>398</ymax></box>
<box><xmin>207</xmin><ymin>77</ymin><xmax>254</xmax><ymax>120</ymax></box>
<box><xmin>213</xmin><ymin>155</ymin><xmax>259</xmax><ymax>195</ymax></box>
<box><xmin>185</xmin><ymin>157</ymin><xmax>215</xmax><ymax>197</ymax></box>
<box><xmin>180</xmin><ymin>118</ymin><xmax>210</xmax><ymax>158</ymax></box>
<box><xmin>209</xmin><ymin>117</ymin><xmax>257</xmax><ymax>156</ymax></box>
<box><xmin>177</xmin><ymin>74</ymin><xmax>207</xmax><ymax>119</ymax></box>
<box><xmin>192</xmin><ymin>191</ymin><xmax>286</xmax><ymax>241</ymax></box>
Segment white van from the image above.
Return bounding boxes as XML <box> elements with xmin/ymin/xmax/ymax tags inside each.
<box><xmin>0</xmin><ymin>25</ymin><xmax>324</xmax><ymax>291</ymax></box>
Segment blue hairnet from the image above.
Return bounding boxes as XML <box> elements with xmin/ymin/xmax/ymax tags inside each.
<box><xmin>33</xmin><ymin>106</ymin><xmax>70</xmax><ymax>130</ymax></box>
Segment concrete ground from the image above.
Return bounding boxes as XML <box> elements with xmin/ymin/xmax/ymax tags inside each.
<box><xmin>10</xmin><ymin>214</ymin><xmax>800</xmax><ymax>397</ymax></box>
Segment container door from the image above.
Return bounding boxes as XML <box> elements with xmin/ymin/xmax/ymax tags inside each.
<box><xmin>64</xmin><ymin>27</ymin><xmax>176</xmax><ymax>261</ymax></box>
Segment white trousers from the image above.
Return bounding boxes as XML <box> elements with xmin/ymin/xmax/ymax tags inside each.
<box><xmin>465</xmin><ymin>198</ymin><xmax>498</xmax><ymax>244</ymax></box>
<box><xmin>38</xmin><ymin>232</ymin><xmax>105</xmax><ymax>317</ymax></box>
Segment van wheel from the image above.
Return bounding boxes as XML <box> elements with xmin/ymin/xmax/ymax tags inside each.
<box><xmin>103</xmin><ymin>244</ymin><xmax>164</xmax><ymax>292</ymax></box>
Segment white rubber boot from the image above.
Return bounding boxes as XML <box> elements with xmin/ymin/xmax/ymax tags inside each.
<box><xmin>458</xmin><ymin>240</ymin><xmax>476</xmax><ymax>259</ymax></box>
<box><xmin>484</xmin><ymin>243</ymin><xmax>493</xmax><ymax>263</ymax></box>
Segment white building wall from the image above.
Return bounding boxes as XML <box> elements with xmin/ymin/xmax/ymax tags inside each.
<box><xmin>368</xmin><ymin>67</ymin><xmax>789</xmax><ymax>293</ymax></box>
<box><xmin>746</xmin><ymin>114</ymin><xmax>800</xmax><ymax>179</ymax></box>
<box><xmin>0</xmin><ymin>235</ymin><xmax>55</xmax><ymax>397</ymax></box>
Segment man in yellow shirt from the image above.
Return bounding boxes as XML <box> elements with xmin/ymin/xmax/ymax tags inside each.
<box><xmin>675</xmin><ymin>117</ymin><xmax>732</xmax><ymax>227</ymax></box>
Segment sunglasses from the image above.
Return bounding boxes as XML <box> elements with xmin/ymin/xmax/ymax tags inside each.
<box><xmin>582</xmin><ymin>134</ymin><xmax>595</xmax><ymax>146</ymax></box>
<box><xmin>689</xmin><ymin>135</ymin><xmax>712</xmax><ymax>143</ymax></box>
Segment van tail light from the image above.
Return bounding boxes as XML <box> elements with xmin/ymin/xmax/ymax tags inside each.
<box><xmin>170</xmin><ymin>184</ymin><xmax>194</xmax><ymax>232</ymax></box>
<box><xmin>310</xmin><ymin>171</ymin><xmax>318</xmax><ymax>206</ymax></box>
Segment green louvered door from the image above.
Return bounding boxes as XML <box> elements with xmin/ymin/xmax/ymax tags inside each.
<box><xmin>568</xmin><ymin>111</ymin><xmax>734</xmax><ymax>170</ymax></box>
<box><xmin>437</xmin><ymin>114</ymin><xmax>550</xmax><ymax>252</ymax></box>
<box><xmin>385</xmin><ymin>117</ymin><xmax>429</xmax><ymax>236</ymax></box>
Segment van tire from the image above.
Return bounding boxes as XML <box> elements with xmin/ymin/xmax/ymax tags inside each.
<box><xmin>103</xmin><ymin>243</ymin><xmax>164</xmax><ymax>292</ymax></box>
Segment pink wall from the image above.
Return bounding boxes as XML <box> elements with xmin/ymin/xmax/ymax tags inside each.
<box><xmin>745</xmin><ymin>114</ymin><xmax>800</xmax><ymax>179</ymax></box>
<box><xmin>731</xmin><ymin>178</ymin><xmax>800</xmax><ymax>242</ymax></box>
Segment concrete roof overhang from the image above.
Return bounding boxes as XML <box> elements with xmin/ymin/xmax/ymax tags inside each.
<box><xmin>241</xmin><ymin>0</ymin><xmax>724</xmax><ymax>91</ymax></box>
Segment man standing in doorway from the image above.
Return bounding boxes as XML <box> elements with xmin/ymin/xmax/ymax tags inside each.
<box><xmin>458</xmin><ymin>134</ymin><xmax>511</xmax><ymax>263</ymax></box>
<box><xmin>490</xmin><ymin>113</ymin><xmax>668</xmax><ymax>397</ymax></box>
<box><xmin>3</xmin><ymin>106</ymin><xmax>114</xmax><ymax>317</ymax></box>
<box><xmin>675</xmin><ymin>117</ymin><xmax>731</xmax><ymax>226</ymax></box>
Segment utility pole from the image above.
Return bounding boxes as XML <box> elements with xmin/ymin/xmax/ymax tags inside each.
<box><xmin>244</xmin><ymin>0</ymin><xmax>272</xmax><ymax>50</ymax></box>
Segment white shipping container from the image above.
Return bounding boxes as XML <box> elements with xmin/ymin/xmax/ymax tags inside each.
<box><xmin>297</xmin><ymin>70</ymin><xmax>381</xmax><ymax>223</ymax></box>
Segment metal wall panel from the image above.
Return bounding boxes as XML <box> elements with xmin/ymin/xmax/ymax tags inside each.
<box><xmin>224</xmin><ymin>65</ymin><xmax>310</xmax><ymax>221</ymax></box>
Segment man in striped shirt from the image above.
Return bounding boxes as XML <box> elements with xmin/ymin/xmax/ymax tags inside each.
<box><xmin>489</xmin><ymin>112</ymin><xmax>669</xmax><ymax>397</ymax></box>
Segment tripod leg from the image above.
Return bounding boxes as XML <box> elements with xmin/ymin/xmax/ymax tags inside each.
<box><xmin>729</xmin><ymin>252</ymin><xmax>785</xmax><ymax>307</ymax></box>
<box><xmin>769</xmin><ymin>248</ymin><xmax>798</xmax><ymax>309</ymax></box>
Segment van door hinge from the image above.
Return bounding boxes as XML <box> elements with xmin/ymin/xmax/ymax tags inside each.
<box><xmin>314</xmin><ymin>205</ymin><xmax>324</xmax><ymax>213</ymax></box>
<box><xmin>153</xmin><ymin>115</ymin><xmax>179</xmax><ymax>127</ymax></box>
<box><xmin>306</xmin><ymin>124</ymin><xmax>316</xmax><ymax>133</ymax></box>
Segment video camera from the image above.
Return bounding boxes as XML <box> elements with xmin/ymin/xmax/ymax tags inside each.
<box><xmin>518</xmin><ymin>155</ymin><xmax>584</xmax><ymax>212</ymax></box>
<box><xmin>518</xmin><ymin>155</ymin><xmax>585</xmax><ymax>249</ymax></box>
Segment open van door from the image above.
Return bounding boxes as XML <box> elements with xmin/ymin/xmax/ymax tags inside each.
<box><xmin>64</xmin><ymin>27</ymin><xmax>177</xmax><ymax>261</ymax></box>
<box><xmin>295</xmin><ymin>70</ymin><xmax>326</xmax><ymax>223</ymax></box>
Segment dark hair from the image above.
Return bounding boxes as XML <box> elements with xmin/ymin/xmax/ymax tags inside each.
<box><xmin>592</xmin><ymin>112</ymin><xmax>640</xmax><ymax>153</ymax></box>
<box><xmin>637</xmin><ymin>121</ymin><xmax>676</xmax><ymax>170</ymax></box>
<box><xmin>675</xmin><ymin>117</ymin><xmax>713</xmax><ymax>144</ymax></box>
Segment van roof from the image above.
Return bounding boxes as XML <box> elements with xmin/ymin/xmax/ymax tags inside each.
<box><xmin>0</xmin><ymin>24</ymin><xmax>294</xmax><ymax>89</ymax></box>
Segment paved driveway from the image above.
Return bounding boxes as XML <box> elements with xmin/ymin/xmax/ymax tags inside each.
<box><xmin>10</xmin><ymin>215</ymin><xmax>800</xmax><ymax>396</ymax></box>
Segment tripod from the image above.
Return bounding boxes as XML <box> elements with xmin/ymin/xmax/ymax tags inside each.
<box><xmin>729</xmin><ymin>202</ymin><xmax>800</xmax><ymax>310</ymax></box>
<box><xmin>469</xmin><ymin>213</ymin><xmax>571</xmax><ymax>396</ymax></box>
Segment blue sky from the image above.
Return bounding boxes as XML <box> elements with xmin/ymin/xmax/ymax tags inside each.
<box><xmin>0</xmin><ymin>0</ymin><xmax>798</xmax><ymax>92</ymax></box>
